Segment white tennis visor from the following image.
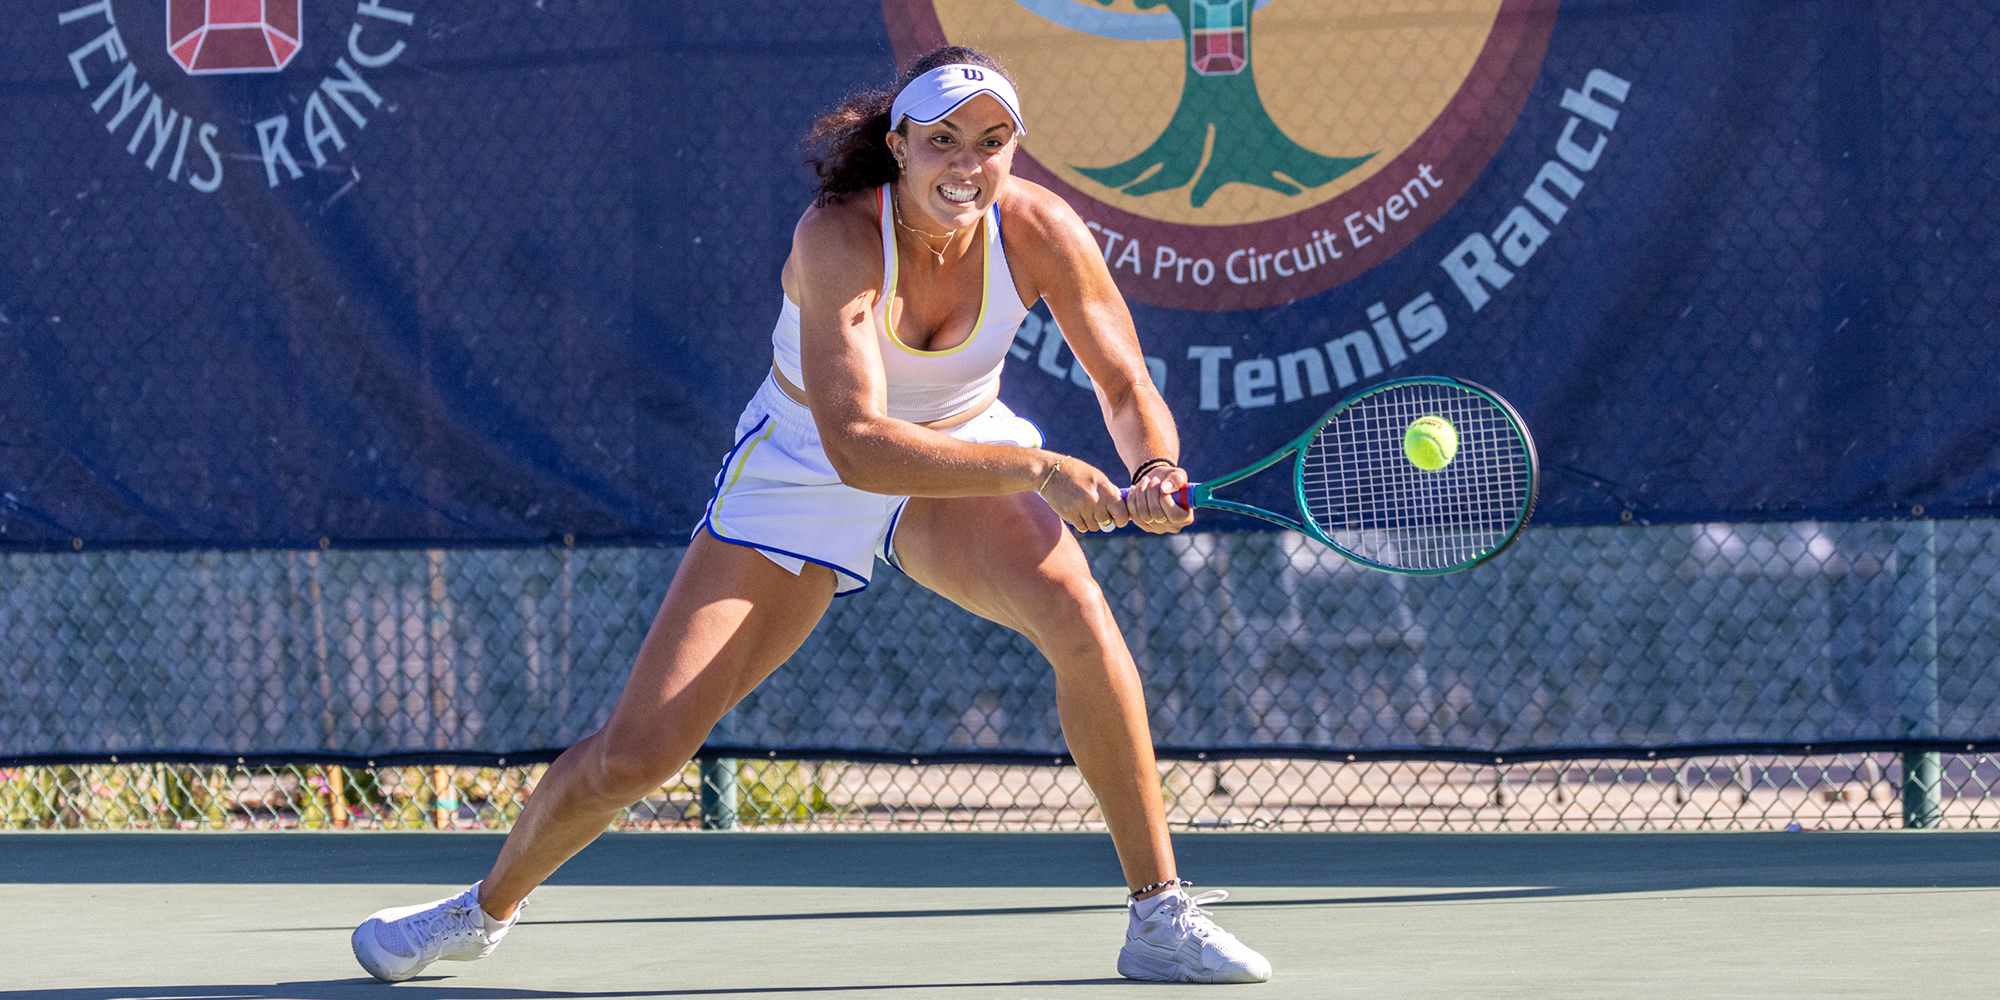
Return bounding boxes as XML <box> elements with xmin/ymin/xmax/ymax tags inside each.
<box><xmin>890</xmin><ymin>64</ymin><xmax>1027</xmax><ymax>135</ymax></box>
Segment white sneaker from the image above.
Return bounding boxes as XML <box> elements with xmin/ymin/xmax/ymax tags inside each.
<box><xmin>351</xmin><ymin>882</ymin><xmax>519</xmax><ymax>982</ymax></box>
<box><xmin>1117</xmin><ymin>887</ymin><xmax>1272</xmax><ymax>984</ymax></box>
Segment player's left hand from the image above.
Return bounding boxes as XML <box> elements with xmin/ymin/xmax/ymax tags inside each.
<box><xmin>1127</xmin><ymin>464</ymin><xmax>1193</xmax><ymax>534</ymax></box>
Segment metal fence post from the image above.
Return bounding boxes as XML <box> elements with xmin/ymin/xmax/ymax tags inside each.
<box><xmin>1902</xmin><ymin>750</ymin><xmax>1941</xmax><ymax>828</ymax></box>
<box><xmin>1895</xmin><ymin>518</ymin><xmax>1942</xmax><ymax>829</ymax></box>
<box><xmin>700</xmin><ymin>757</ymin><xmax>738</xmax><ymax>830</ymax></box>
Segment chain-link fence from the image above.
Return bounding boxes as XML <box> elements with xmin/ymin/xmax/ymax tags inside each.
<box><xmin>5</xmin><ymin>518</ymin><xmax>1999</xmax><ymax>832</ymax></box>
<box><xmin>5</xmin><ymin>519</ymin><xmax>1996</xmax><ymax>760</ymax></box>
<box><xmin>5</xmin><ymin>751</ymin><xmax>1995</xmax><ymax>832</ymax></box>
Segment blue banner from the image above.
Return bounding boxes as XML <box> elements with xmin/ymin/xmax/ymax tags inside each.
<box><xmin>2</xmin><ymin>0</ymin><xmax>1996</xmax><ymax>551</ymax></box>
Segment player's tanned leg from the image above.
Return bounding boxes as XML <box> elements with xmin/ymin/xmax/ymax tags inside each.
<box><xmin>477</xmin><ymin>532</ymin><xmax>836</xmax><ymax>919</ymax></box>
<box><xmin>895</xmin><ymin>492</ymin><xmax>1176</xmax><ymax>894</ymax></box>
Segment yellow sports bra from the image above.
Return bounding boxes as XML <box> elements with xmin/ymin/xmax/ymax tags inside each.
<box><xmin>771</xmin><ymin>185</ymin><xmax>1030</xmax><ymax>423</ymax></box>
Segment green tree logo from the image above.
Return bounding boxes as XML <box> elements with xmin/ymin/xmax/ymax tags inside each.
<box><xmin>1076</xmin><ymin>0</ymin><xmax>1374</xmax><ymax>207</ymax></box>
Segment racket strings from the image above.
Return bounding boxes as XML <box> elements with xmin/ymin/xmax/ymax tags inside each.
<box><xmin>1299</xmin><ymin>382</ymin><xmax>1531</xmax><ymax>572</ymax></box>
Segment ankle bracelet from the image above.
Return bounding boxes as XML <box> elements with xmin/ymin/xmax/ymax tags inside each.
<box><xmin>1130</xmin><ymin>877</ymin><xmax>1190</xmax><ymax>898</ymax></box>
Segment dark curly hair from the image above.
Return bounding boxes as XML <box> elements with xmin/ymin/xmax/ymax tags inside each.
<box><xmin>804</xmin><ymin>46</ymin><xmax>1016</xmax><ymax>206</ymax></box>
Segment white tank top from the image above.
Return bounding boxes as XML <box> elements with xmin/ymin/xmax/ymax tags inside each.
<box><xmin>771</xmin><ymin>185</ymin><xmax>1030</xmax><ymax>423</ymax></box>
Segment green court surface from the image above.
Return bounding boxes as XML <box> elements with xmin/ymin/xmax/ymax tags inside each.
<box><xmin>3</xmin><ymin>831</ymin><xmax>1997</xmax><ymax>999</ymax></box>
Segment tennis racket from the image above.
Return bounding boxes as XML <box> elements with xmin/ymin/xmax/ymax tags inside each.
<box><xmin>1128</xmin><ymin>376</ymin><xmax>1538</xmax><ymax>575</ymax></box>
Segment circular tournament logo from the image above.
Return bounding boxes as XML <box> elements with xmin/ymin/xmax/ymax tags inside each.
<box><xmin>56</xmin><ymin>0</ymin><xmax>417</xmax><ymax>194</ymax></box>
<box><xmin>887</xmin><ymin>0</ymin><xmax>1560</xmax><ymax>311</ymax></box>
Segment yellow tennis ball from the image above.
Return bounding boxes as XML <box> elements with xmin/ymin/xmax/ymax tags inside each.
<box><xmin>1403</xmin><ymin>414</ymin><xmax>1458</xmax><ymax>471</ymax></box>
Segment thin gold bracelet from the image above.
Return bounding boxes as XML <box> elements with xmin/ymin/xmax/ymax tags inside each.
<box><xmin>1035</xmin><ymin>456</ymin><xmax>1068</xmax><ymax>496</ymax></box>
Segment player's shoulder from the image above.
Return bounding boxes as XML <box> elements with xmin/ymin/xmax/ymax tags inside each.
<box><xmin>793</xmin><ymin>187</ymin><xmax>883</xmax><ymax>261</ymax></box>
<box><xmin>996</xmin><ymin>177</ymin><xmax>1089</xmax><ymax>246</ymax></box>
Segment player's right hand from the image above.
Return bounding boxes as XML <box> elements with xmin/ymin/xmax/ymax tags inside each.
<box><xmin>1126</xmin><ymin>464</ymin><xmax>1193</xmax><ymax>534</ymax></box>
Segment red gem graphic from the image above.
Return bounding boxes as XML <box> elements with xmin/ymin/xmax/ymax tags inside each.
<box><xmin>167</xmin><ymin>0</ymin><xmax>303</xmax><ymax>75</ymax></box>
<box><xmin>1191</xmin><ymin>29</ymin><xmax>1247</xmax><ymax>76</ymax></box>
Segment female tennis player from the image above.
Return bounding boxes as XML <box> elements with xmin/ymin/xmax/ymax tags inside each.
<box><xmin>351</xmin><ymin>47</ymin><xmax>1270</xmax><ymax>986</ymax></box>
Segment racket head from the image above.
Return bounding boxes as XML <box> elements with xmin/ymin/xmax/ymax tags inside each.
<box><xmin>1294</xmin><ymin>376</ymin><xmax>1538</xmax><ymax>575</ymax></box>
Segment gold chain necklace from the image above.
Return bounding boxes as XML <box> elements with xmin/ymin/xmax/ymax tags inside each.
<box><xmin>890</xmin><ymin>184</ymin><xmax>960</xmax><ymax>266</ymax></box>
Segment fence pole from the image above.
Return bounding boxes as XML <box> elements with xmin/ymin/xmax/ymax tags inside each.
<box><xmin>1902</xmin><ymin>750</ymin><xmax>1941</xmax><ymax>828</ymax></box>
<box><xmin>328</xmin><ymin>765</ymin><xmax>347</xmax><ymax>829</ymax></box>
<box><xmin>700</xmin><ymin>757</ymin><xmax>738</xmax><ymax>830</ymax></box>
<box><xmin>431</xmin><ymin>765</ymin><xmax>455</xmax><ymax>830</ymax></box>
<box><xmin>1896</xmin><ymin>518</ymin><xmax>1942</xmax><ymax>829</ymax></box>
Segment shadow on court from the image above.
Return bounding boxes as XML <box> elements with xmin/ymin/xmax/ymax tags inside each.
<box><xmin>3</xmin><ymin>831</ymin><xmax>1998</xmax><ymax>895</ymax></box>
<box><xmin>0</xmin><ymin>980</ymin><xmax>1129</xmax><ymax>1000</ymax></box>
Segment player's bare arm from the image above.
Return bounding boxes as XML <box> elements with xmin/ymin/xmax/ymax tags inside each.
<box><xmin>1002</xmin><ymin>181</ymin><xmax>1193</xmax><ymax>534</ymax></box>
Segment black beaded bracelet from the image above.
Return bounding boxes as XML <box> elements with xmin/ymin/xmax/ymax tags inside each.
<box><xmin>1130</xmin><ymin>458</ymin><xmax>1176</xmax><ymax>485</ymax></box>
<box><xmin>1130</xmin><ymin>877</ymin><xmax>1191</xmax><ymax>897</ymax></box>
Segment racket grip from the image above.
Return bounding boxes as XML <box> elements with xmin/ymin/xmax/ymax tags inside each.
<box><xmin>1118</xmin><ymin>484</ymin><xmax>1193</xmax><ymax>509</ymax></box>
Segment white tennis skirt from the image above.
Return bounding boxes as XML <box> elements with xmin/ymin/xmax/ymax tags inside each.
<box><xmin>697</xmin><ymin>373</ymin><xmax>1045</xmax><ymax>595</ymax></box>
